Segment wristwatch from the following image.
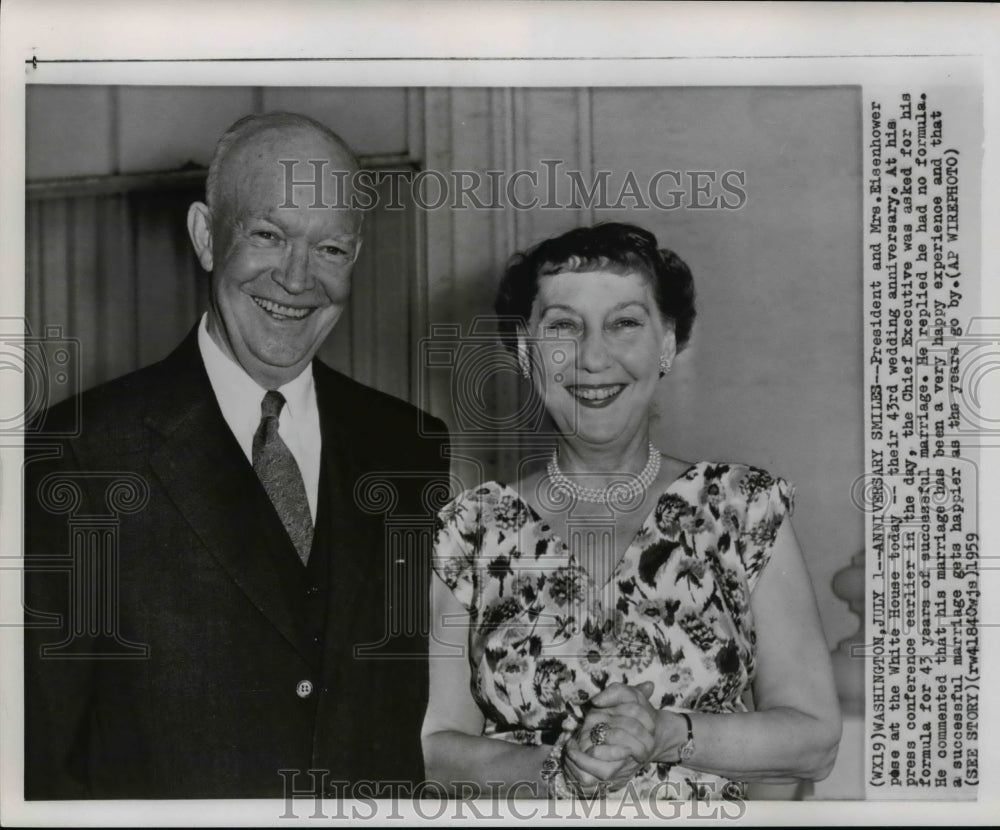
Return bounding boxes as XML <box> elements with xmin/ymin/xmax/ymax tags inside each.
<box><xmin>678</xmin><ymin>713</ymin><xmax>695</xmax><ymax>762</ymax></box>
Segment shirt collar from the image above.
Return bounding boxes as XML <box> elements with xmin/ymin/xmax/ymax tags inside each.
<box><xmin>197</xmin><ymin>313</ymin><xmax>315</xmax><ymax>427</ymax></box>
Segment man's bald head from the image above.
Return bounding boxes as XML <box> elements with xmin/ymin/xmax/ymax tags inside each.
<box><xmin>205</xmin><ymin>111</ymin><xmax>360</xmax><ymax>215</ymax></box>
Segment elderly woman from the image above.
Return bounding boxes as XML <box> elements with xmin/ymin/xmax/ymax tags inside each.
<box><xmin>422</xmin><ymin>222</ymin><xmax>841</xmax><ymax>800</ymax></box>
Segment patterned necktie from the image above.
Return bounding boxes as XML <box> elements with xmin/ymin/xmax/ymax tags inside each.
<box><xmin>252</xmin><ymin>390</ymin><xmax>314</xmax><ymax>565</ymax></box>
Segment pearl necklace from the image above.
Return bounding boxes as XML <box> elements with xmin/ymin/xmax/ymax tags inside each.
<box><xmin>547</xmin><ymin>442</ymin><xmax>661</xmax><ymax>504</ymax></box>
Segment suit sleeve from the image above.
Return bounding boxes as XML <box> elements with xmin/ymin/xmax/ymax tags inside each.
<box><xmin>23</xmin><ymin>438</ymin><xmax>98</xmax><ymax>799</ymax></box>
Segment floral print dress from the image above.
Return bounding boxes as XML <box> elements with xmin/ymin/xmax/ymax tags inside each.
<box><xmin>432</xmin><ymin>462</ymin><xmax>795</xmax><ymax>799</ymax></box>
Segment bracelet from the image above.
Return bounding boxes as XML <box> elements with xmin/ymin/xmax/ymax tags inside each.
<box><xmin>548</xmin><ymin>769</ymin><xmax>579</xmax><ymax>800</ymax></box>
<box><xmin>540</xmin><ymin>732</ymin><xmax>574</xmax><ymax>799</ymax></box>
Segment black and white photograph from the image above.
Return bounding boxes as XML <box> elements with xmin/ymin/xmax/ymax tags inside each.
<box><xmin>1</xmin><ymin>2</ymin><xmax>997</xmax><ymax>825</ymax></box>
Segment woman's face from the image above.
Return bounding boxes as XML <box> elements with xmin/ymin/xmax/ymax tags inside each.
<box><xmin>525</xmin><ymin>268</ymin><xmax>675</xmax><ymax>450</ymax></box>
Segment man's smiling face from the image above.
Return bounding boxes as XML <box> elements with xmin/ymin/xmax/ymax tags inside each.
<box><xmin>199</xmin><ymin>126</ymin><xmax>362</xmax><ymax>389</ymax></box>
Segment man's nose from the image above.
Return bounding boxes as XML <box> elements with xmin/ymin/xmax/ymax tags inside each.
<box><xmin>273</xmin><ymin>242</ymin><xmax>313</xmax><ymax>294</ymax></box>
<box><xmin>578</xmin><ymin>330</ymin><xmax>612</xmax><ymax>373</ymax></box>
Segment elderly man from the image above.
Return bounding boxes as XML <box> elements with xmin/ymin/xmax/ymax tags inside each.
<box><xmin>24</xmin><ymin>112</ymin><xmax>450</xmax><ymax>799</ymax></box>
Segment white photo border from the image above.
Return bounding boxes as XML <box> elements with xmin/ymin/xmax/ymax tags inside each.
<box><xmin>2</xmin><ymin>1</ymin><xmax>998</xmax><ymax>826</ymax></box>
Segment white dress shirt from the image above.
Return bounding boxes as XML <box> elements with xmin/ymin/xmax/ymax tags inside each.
<box><xmin>197</xmin><ymin>314</ymin><xmax>322</xmax><ymax>523</ymax></box>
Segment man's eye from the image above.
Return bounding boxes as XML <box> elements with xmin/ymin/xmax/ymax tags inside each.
<box><xmin>319</xmin><ymin>245</ymin><xmax>348</xmax><ymax>257</ymax></box>
<box><xmin>251</xmin><ymin>230</ymin><xmax>279</xmax><ymax>242</ymax></box>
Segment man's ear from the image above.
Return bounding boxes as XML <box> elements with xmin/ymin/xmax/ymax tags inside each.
<box><xmin>349</xmin><ymin>209</ymin><xmax>365</xmax><ymax>264</ymax></box>
<box><xmin>187</xmin><ymin>202</ymin><xmax>214</xmax><ymax>272</ymax></box>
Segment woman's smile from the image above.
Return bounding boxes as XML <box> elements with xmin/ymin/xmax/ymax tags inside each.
<box><xmin>566</xmin><ymin>383</ymin><xmax>627</xmax><ymax>408</ymax></box>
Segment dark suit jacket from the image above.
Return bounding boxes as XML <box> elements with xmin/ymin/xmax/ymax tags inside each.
<box><xmin>24</xmin><ymin>327</ymin><xmax>450</xmax><ymax>799</ymax></box>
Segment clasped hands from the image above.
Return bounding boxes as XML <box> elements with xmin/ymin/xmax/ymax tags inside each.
<box><xmin>561</xmin><ymin>681</ymin><xmax>684</xmax><ymax>795</ymax></box>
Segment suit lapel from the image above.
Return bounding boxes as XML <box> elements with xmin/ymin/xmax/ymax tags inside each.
<box><xmin>144</xmin><ymin>330</ymin><xmax>312</xmax><ymax>663</ymax></box>
<box><xmin>313</xmin><ymin>369</ymin><xmax>379</xmax><ymax>647</ymax></box>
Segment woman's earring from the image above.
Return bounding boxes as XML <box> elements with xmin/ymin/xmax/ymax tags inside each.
<box><xmin>659</xmin><ymin>355</ymin><xmax>673</xmax><ymax>378</ymax></box>
<box><xmin>519</xmin><ymin>348</ymin><xmax>531</xmax><ymax>380</ymax></box>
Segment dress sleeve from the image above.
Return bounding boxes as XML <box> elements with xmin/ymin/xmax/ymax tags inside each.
<box><xmin>431</xmin><ymin>489</ymin><xmax>482</xmax><ymax>612</ymax></box>
<box><xmin>737</xmin><ymin>469</ymin><xmax>796</xmax><ymax>593</ymax></box>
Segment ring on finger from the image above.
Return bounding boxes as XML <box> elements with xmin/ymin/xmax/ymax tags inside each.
<box><xmin>589</xmin><ymin>721</ymin><xmax>610</xmax><ymax>746</ymax></box>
